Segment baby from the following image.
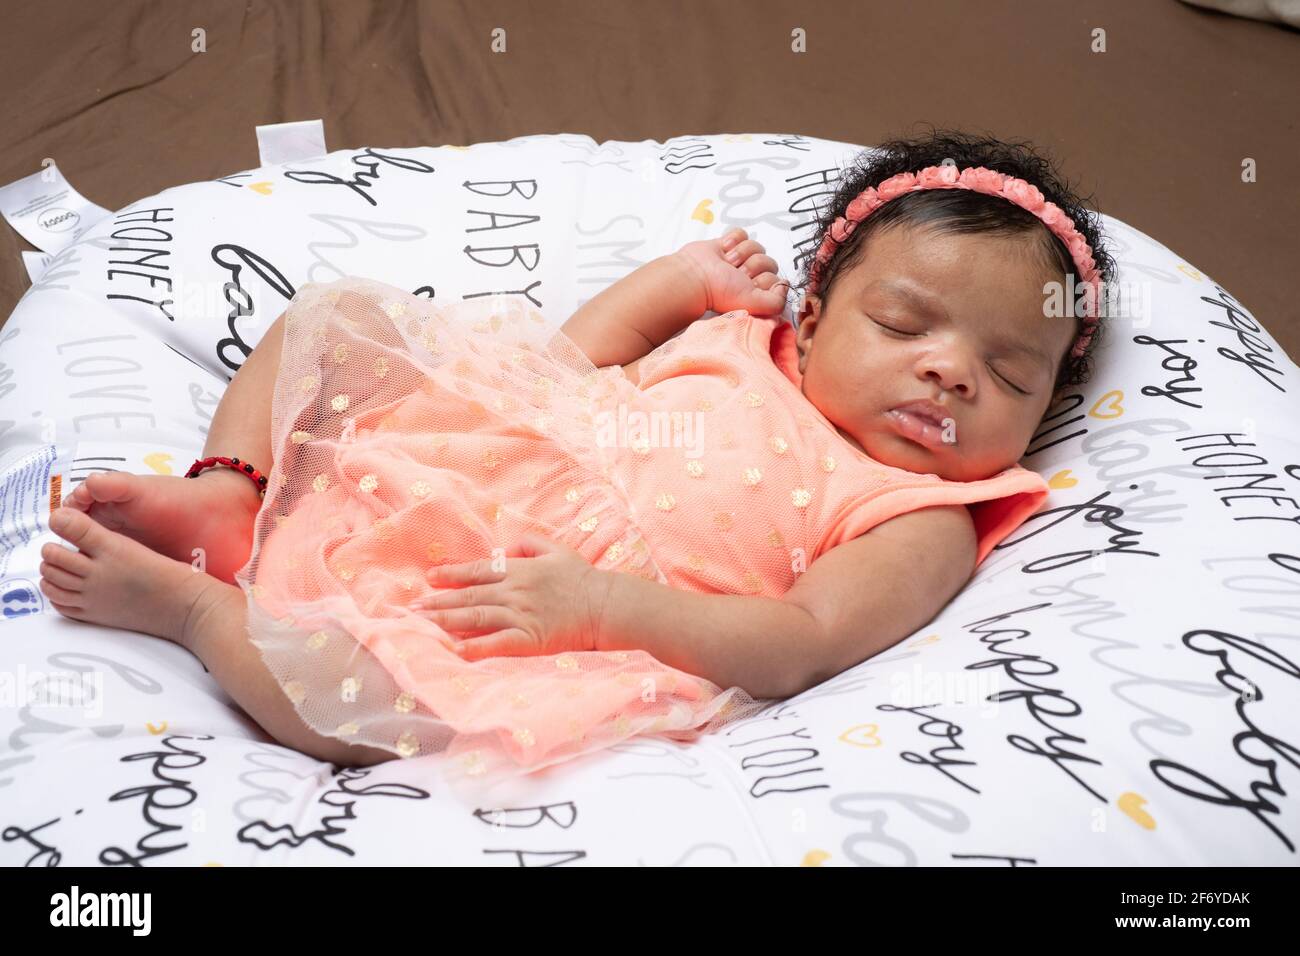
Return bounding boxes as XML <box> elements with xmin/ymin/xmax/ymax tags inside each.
<box><xmin>37</xmin><ymin>129</ymin><xmax>1114</xmax><ymax>777</ymax></box>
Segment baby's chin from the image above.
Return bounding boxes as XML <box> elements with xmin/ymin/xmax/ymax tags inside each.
<box><xmin>861</xmin><ymin>431</ymin><xmax>1020</xmax><ymax>481</ymax></box>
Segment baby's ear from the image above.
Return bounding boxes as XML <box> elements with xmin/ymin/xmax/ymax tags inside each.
<box><xmin>795</xmin><ymin>293</ymin><xmax>824</xmax><ymax>331</ymax></box>
<box><xmin>796</xmin><ymin>290</ymin><xmax>820</xmax><ymax>324</ymax></box>
<box><xmin>794</xmin><ymin>317</ymin><xmax>818</xmax><ymax>372</ymax></box>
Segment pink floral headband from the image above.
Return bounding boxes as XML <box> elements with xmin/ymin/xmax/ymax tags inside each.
<box><xmin>807</xmin><ymin>163</ymin><xmax>1102</xmax><ymax>359</ymax></box>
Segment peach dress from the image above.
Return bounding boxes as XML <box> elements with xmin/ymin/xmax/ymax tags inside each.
<box><xmin>234</xmin><ymin>276</ymin><xmax>1050</xmax><ymax>788</ymax></box>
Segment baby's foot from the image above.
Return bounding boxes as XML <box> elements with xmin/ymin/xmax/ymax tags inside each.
<box><xmin>61</xmin><ymin>469</ymin><xmax>264</xmax><ymax>584</ymax></box>
<box><xmin>38</xmin><ymin>506</ymin><xmax>230</xmax><ymax>644</ymax></box>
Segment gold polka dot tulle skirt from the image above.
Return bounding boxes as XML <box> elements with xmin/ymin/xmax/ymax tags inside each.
<box><xmin>233</xmin><ymin>276</ymin><xmax>767</xmax><ymax>792</ymax></box>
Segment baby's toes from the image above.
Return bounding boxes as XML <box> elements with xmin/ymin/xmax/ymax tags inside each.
<box><xmin>65</xmin><ymin>472</ymin><xmax>134</xmax><ymax>525</ymax></box>
<box><xmin>41</xmin><ymin>538</ymin><xmax>93</xmax><ymax>577</ymax></box>
<box><xmin>64</xmin><ymin>479</ymin><xmax>100</xmax><ymax>513</ymax></box>
<box><xmin>48</xmin><ymin>506</ymin><xmax>116</xmax><ymax>557</ymax></box>
<box><xmin>39</xmin><ymin>572</ymin><xmax>84</xmax><ymax>609</ymax></box>
<box><xmin>39</xmin><ymin>559</ymin><xmax>84</xmax><ymax>594</ymax></box>
<box><xmin>81</xmin><ymin>471</ymin><xmax>138</xmax><ymax>503</ymax></box>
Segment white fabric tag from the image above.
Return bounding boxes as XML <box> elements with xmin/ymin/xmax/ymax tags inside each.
<box><xmin>21</xmin><ymin>250</ymin><xmax>53</xmax><ymax>283</ymax></box>
<box><xmin>0</xmin><ymin>443</ymin><xmax>75</xmax><ymax>582</ymax></box>
<box><xmin>255</xmin><ymin>119</ymin><xmax>328</xmax><ymax>167</ymax></box>
<box><xmin>0</xmin><ymin>164</ymin><xmax>112</xmax><ymax>254</ymax></box>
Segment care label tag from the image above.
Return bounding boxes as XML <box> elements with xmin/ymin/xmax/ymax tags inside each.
<box><xmin>0</xmin><ymin>442</ymin><xmax>73</xmax><ymax>606</ymax></box>
<box><xmin>0</xmin><ymin>163</ymin><xmax>112</xmax><ymax>254</ymax></box>
<box><xmin>255</xmin><ymin>119</ymin><xmax>328</xmax><ymax>167</ymax></box>
<box><xmin>21</xmin><ymin>250</ymin><xmax>53</xmax><ymax>283</ymax></box>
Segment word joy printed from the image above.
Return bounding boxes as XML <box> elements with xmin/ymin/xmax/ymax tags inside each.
<box><xmin>594</xmin><ymin>404</ymin><xmax>705</xmax><ymax>458</ymax></box>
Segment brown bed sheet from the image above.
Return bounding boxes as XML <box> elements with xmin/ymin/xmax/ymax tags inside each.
<box><xmin>1</xmin><ymin>0</ymin><xmax>1297</xmax><ymax>361</ymax></box>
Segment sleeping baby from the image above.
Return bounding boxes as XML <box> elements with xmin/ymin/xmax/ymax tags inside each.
<box><xmin>38</xmin><ymin>128</ymin><xmax>1115</xmax><ymax>787</ymax></box>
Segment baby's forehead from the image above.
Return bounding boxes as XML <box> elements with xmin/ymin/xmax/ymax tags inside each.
<box><xmin>859</xmin><ymin>229</ymin><xmax>1066</xmax><ymax>304</ymax></box>
<box><xmin>865</xmin><ymin>221</ymin><xmax>1053</xmax><ymax>270</ymax></box>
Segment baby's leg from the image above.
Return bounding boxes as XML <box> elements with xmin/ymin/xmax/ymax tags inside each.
<box><xmin>61</xmin><ymin>309</ymin><xmax>291</xmax><ymax>583</ymax></box>
<box><xmin>48</xmin><ymin>305</ymin><xmax>399</xmax><ymax>766</ymax></box>
<box><xmin>41</xmin><ymin>500</ymin><xmax>396</xmax><ymax>767</ymax></box>
<box><xmin>190</xmin><ymin>310</ymin><xmax>397</xmax><ymax>763</ymax></box>
<box><xmin>187</xmin><ymin>576</ymin><xmax>397</xmax><ymax>767</ymax></box>
<box><xmin>199</xmin><ymin>307</ymin><xmax>286</xmax><ymax>507</ymax></box>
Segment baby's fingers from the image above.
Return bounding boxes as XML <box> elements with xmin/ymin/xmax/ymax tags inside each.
<box><xmin>738</xmin><ymin>253</ymin><xmax>779</xmax><ymax>278</ymax></box>
<box><xmin>723</xmin><ymin>239</ymin><xmax>765</xmax><ymax>267</ymax></box>
<box><xmin>748</xmin><ymin>272</ymin><xmax>792</xmax><ymax>316</ymax></box>
<box><xmin>454</xmin><ymin>628</ymin><xmax>534</xmax><ymax>661</ymax></box>
<box><xmin>720</xmin><ymin>227</ymin><xmax>748</xmax><ymax>248</ymax></box>
<box><xmin>425</xmin><ymin>603</ymin><xmax>513</xmax><ymax>635</ymax></box>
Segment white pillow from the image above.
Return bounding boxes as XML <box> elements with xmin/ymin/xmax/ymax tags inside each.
<box><xmin>1</xmin><ymin>132</ymin><xmax>1295</xmax><ymax>865</ymax></box>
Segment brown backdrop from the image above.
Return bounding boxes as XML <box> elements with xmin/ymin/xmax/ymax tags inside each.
<box><xmin>2</xmin><ymin>0</ymin><xmax>1297</xmax><ymax>360</ymax></box>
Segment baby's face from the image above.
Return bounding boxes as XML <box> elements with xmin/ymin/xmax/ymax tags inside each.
<box><xmin>794</xmin><ymin>222</ymin><xmax>1076</xmax><ymax>482</ymax></box>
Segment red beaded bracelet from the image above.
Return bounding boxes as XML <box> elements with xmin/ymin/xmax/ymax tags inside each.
<box><xmin>185</xmin><ymin>455</ymin><xmax>269</xmax><ymax>498</ymax></box>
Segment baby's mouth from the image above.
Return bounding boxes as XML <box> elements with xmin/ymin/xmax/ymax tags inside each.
<box><xmin>892</xmin><ymin>399</ymin><xmax>949</xmax><ymax>428</ymax></box>
<box><xmin>886</xmin><ymin>403</ymin><xmax>957</xmax><ymax>450</ymax></box>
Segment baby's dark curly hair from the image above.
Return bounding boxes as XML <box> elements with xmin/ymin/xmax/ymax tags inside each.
<box><xmin>795</xmin><ymin>126</ymin><xmax>1118</xmax><ymax>394</ymax></box>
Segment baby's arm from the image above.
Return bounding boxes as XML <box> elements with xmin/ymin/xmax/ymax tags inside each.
<box><xmin>591</xmin><ymin>505</ymin><xmax>978</xmax><ymax>699</ymax></box>
<box><xmin>593</xmin><ymin>572</ymin><xmax>822</xmax><ymax>699</ymax></box>
<box><xmin>559</xmin><ymin>253</ymin><xmax>708</xmax><ymax>369</ymax></box>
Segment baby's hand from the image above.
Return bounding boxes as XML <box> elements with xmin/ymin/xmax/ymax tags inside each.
<box><xmin>408</xmin><ymin>532</ymin><xmax>605</xmax><ymax>661</ymax></box>
<box><xmin>674</xmin><ymin>228</ymin><xmax>791</xmax><ymax>319</ymax></box>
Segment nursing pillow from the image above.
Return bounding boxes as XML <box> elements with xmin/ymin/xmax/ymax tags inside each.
<box><xmin>0</xmin><ymin>132</ymin><xmax>1295</xmax><ymax>865</ymax></box>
